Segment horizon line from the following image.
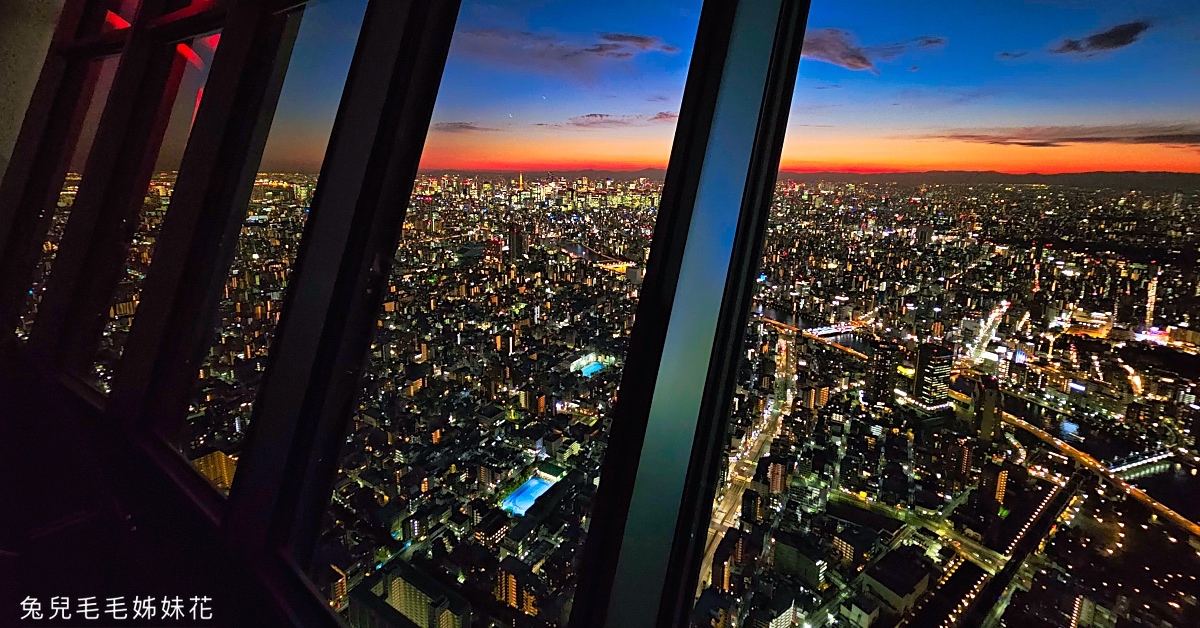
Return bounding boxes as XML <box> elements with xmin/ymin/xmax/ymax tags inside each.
<box><xmin>404</xmin><ymin>167</ymin><xmax>1200</xmax><ymax>176</ymax></box>
<box><xmin>246</xmin><ymin>166</ymin><xmax>1200</xmax><ymax>178</ymax></box>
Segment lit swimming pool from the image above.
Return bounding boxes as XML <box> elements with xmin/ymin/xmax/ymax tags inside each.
<box><xmin>501</xmin><ymin>476</ymin><xmax>556</xmax><ymax>516</ymax></box>
<box><xmin>580</xmin><ymin>361</ymin><xmax>604</xmax><ymax>377</ymax></box>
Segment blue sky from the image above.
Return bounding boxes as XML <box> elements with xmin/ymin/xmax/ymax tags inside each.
<box><xmin>257</xmin><ymin>0</ymin><xmax>1200</xmax><ymax>173</ymax></box>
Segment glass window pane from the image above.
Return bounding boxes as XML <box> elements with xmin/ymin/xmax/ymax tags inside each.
<box><xmin>179</xmin><ymin>0</ymin><xmax>369</xmax><ymax>495</ymax></box>
<box><xmin>693</xmin><ymin>2</ymin><xmax>1200</xmax><ymax>627</ymax></box>
<box><xmin>314</xmin><ymin>1</ymin><xmax>701</xmax><ymax>622</ymax></box>
<box><xmin>17</xmin><ymin>55</ymin><xmax>121</xmax><ymax>340</ymax></box>
<box><xmin>89</xmin><ymin>32</ymin><xmax>220</xmax><ymax>392</ymax></box>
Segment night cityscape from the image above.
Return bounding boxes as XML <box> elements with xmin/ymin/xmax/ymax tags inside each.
<box><xmin>45</xmin><ymin>170</ymin><xmax>1198</xmax><ymax>628</ymax></box>
<box><xmin>5</xmin><ymin>0</ymin><xmax>1200</xmax><ymax>627</ymax></box>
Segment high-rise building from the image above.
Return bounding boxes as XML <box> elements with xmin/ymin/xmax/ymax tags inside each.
<box><xmin>916</xmin><ymin>225</ymin><xmax>935</xmax><ymax>245</ymax></box>
<box><xmin>496</xmin><ymin>556</ymin><xmax>541</xmax><ymax>617</ymax></box>
<box><xmin>793</xmin><ymin>477</ymin><xmax>829</xmax><ymax>523</ymax></box>
<box><xmin>189</xmin><ymin>448</ymin><xmax>239</xmax><ymax>491</ymax></box>
<box><xmin>768</xmin><ymin>457</ymin><xmax>790</xmax><ymax>495</ymax></box>
<box><xmin>508</xmin><ymin>223</ymin><xmax>527</xmax><ymax>261</ymax></box>
<box><xmin>866</xmin><ymin>339</ymin><xmax>903</xmax><ymax>404</ymax></box>
<box><xmin>980</xmin><ymin>464</ymin><xmax>1008</xmax><ymax>509</ymax></box>
<box><xmin>947</xmin><ymin>437</ymin><xmax>973</xmax><ymax>490</ymax></box>
<box><xmin>346</xmin><ymin>560</ymin><xmax>470</xmax><ymax>628</ymax></box>
<box><xmin>712</xmin><ymin>531</ymin><xmax>740</xmax><ymax>594</ymax></box>
<box><xmin>1145</xmin><ymin>273</ymin><xmax>1158</xmax><ymax>328</ymax></box>
<box><xmin>742</xmin><ymin>488</ymin><xmax>767</xmax><ymax>525</ymax></box>
<box><xmin>913</xmin><ymin>342</ymin><xmax>953</xmax><ymax>410</ymax></box>
<box><xmin>974</xmin><ymin>376</ymin><xmax>1002</xmax><ymax>442</ymax></box>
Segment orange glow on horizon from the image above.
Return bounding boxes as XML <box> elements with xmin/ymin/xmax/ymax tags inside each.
<box><xmin>415</xmin><ymin>131</ymin><xmax>1200</xmax><ymax>175</ymax></box>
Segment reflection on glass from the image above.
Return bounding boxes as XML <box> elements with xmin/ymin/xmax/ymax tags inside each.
<box><xmin>91</xmin><ymin>33</ymin><xmax>220</xmax><ymax>392</ymax></box>
<box><xmin>313</xmin><ymin>1</ymin><xmax>700</xmax><ymax>624</ymax></box>
<box><xmin>180</xmin><ymin>0</ymin><xmax>368</xmax><ymax>494</ymax></box>
<box><xmin>17</xmin><ymin>55</ymin><xmax>121</xmax><ymax>340</ymax></box>
<box><xmin>691</xmin><ymin>1</ymin><xmax>1200</xmax><ymax>627</ymax></box>
<box><xmin>90</xmin><ymin>0</ymin><xmax>139</xmax><ymax>36</ymax></box>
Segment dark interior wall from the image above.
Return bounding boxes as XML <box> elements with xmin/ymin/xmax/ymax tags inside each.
<box><xmin>0</xmin><ymin>0</ymin><xmax>65</xmax><ymax>178</ymax></box>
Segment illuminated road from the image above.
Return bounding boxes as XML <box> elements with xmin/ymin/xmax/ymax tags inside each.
<box><xmin>696</xmin><ymin>415</ymin><xmax>778</xmax><ymax>595</ymax></box>
<box><xmin>830</xmin><ymin>491</ymin><xmax>1006</xmax><ymax>574</ymax></box>
<box><xmin>961</xmin><ymin>300</ymin><xmax>1009</xmax><ymax>366</ymax></box>
<box><xmin>810</xmin><ymin>488</ymin><xmax>993</xmax><ymax>627</ymax></box>
<box><xmin>1002</xmin><ymin>412</ymin><xmax>1200</xmax><ymax>538</ymax></box>
<box><xmin>761</xmin><ymin>316</ymin><xmax>869</xmax><ymax>360</ymax></box>
<box><xmin>696</xmin><ymin>334</ymin><xmax>790</xmax><ymax>595</ymax></box>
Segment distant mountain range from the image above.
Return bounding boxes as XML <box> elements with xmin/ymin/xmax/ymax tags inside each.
<box><xmin>418</xmin><ymin>168</ymin><xmax>1200</xmax><ymax>190</ymax></box>
<box><xmin>776</xmin><ymin>170</ymin><xmax>1200</xmax><ymax>190</ymax></box>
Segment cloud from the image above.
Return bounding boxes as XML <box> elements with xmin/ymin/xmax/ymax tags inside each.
<box><xmin>453</xmin><ymin>28</ymin><xmax>680</xmax><ymax>78</ymax></box>
<box><xmin>568</xmin><ymin>114</ymin><xmax>631</xmax><ymax>128</ymax></box>
<box><xmin>922</xmin><ymin>123</ymin><xmax>1200</xmax><ymax>147</ymax></box>
<box><xmin>599</xmin><ymin>33</ymin><xmax>680</xmax><ymax>53</ymax></box>
<box><xmin>997</xmin><ymin>51</ymin><xmax>1027</xmax><ymax>59</ymax></box>
<box><xmin>801</xmin><ymin>29</ymin><xmax>946</xmax><ymax>73</ymax></box>
<box><xmin>431</xmin><ymin>121</ymin><xmax>498</xmax><ymax>133</ymax></box>
<box><xmin>794</xmin><ymin>103</ymin><xmax>843</xmax><ymax>113</ymax></box>
<box><xmin>802</xmin><ymin>29</ymin><xmax>876</xmax><ymax>72</ymax></box>
<box><xmin>891</xmin><ymin>86</ymin><xmax>998</xmax><ymax>108</ymax></box>
<box><xmin>909</xmin><ymin>65</ymin><xmax>919</xmax><ymax>72</ymax></box>
<box><xmin>563</xmin><ymin>111</ymin><xmax>680</xmax><ymax>128</ymax></box>
<box><xmin>1051</xmin><ymin>21</ymin><xmax>1151</xmax><ymax>54</ymax></box>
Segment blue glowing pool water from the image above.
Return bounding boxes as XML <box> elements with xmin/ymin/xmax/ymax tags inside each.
<box><xmin>501</xmin><ymin>476</ymin><xmax>555</xmax><ymax>516</ymax></box>
<box><xmin>581</xmin><ymin>361</ymin><xmax>604</xmax><ymax>377</ymax></box>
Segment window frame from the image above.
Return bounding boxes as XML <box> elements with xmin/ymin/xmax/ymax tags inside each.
<box><xmin>0</xmin><ymin>0</ymin><xmax>814</xmax><ymax>626</ymax></box>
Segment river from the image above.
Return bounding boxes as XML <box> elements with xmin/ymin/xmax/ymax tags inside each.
<box><xmin>1129</xmin><ymin>467</ymin><xmax>1200</xmax><ymax>522</ymax></box>
<box><xmin>1002</xmin><ymin>392</ymin><xmax>1200</xmax><ymax>523</ymax></box>
<box><xmin>755</xmin><ymin>305</ymin><xmax>871</xmax><ymax>354</ymax></box>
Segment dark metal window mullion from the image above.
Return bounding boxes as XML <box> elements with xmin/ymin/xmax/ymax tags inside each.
<box><xmin>569</xmin><ymin>1</ymin><xmax>811</xmax><ymax>626</ymax></box>
<box><xmin>104</xmin><ymin>2</ymin><xmax>302</xmax><ymax>443</ymax></box>
<box><xmin>0</xmin><ymin>2</ymin><xmax>98</xmax><ymax>334</ymax></box>
<box><xmin>657</xmin><ymin>1</ymin><xmax>810</xmax><ymax>622</ymax></box>
<box><xmin>26</xmin><ymin>0</ymin><xmax>193</xmax><ymax>374</ymax></box>
<box><xmin>223</xmin><ymin>0</ymin><xmax>462</xmax><ymax>564</ymax></box>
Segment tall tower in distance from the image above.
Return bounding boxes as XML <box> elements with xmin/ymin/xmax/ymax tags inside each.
<box><xmin>1145</xmin><ymin>273</ymin><xmax>1158</xmax><ymax>329</ymax></box>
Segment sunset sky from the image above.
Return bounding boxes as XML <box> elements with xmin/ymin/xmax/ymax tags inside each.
<box><xmin>257</xmin><ymin>0</ymin><xmax>1200</xmax><ymax>174</ymax></box>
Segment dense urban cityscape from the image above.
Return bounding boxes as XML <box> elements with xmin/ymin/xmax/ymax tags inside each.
<box><xmin>22</xmin><ymin>169</ymin><xmax>1200</xmax><ymax>627</ymax></box>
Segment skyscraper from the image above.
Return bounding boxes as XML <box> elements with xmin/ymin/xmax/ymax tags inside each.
<box><xmin>508</xmin><ymin>223</ymin><xmax>527</xmax><ymax>262</ymax></box>
<box><xmin>866</xmin><ymin>339</ymin><xmax>903</xmax><ymax>404</ymax></box>
<box><xmin>913</xmin><ymin>342</ymin><xmax>953</xmax><ymax>410</ymax></box>
<box><xmin>1146</xmin><ymin>273</ymin><xmax>1158</xmax><ymax>328</ymax></box>
<box><xmin>974</xmin><ymin>375</ymin><xmax>1002</xmax><ymax>443</ymax></box>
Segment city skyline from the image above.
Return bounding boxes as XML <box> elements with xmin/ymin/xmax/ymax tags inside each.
<box><xmin>256</xmin><ymin>0</ymin><xmax>1200</xmax><ymax>175</ymax></box>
